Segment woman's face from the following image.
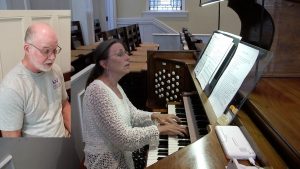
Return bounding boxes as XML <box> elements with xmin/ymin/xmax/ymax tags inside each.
<box><xmin>104</xmin><ymin>42</ymin><xmax>130</xmax><ymax>77</ymax></box>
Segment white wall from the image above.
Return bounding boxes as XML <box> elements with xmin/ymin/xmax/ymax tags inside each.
<box><xmin>93</xmin><ymin>0</ymin><xmax>107</xmax><ymax>31</ymax></box>
<box><xmin>153</xmin><ymin>33</ymin><xmax>182</xmax><ymax>50</ymax></box>
<box><xmin>29</xmin><ymin>0</ymin><xmax>70</xmax><ymax>9</ymax></box>
<box><xmin>71</xmin><ymin>0</ymin><xmax>94</xmax><ymax>45</ymax></box>
<box><xmin>1</xmin><ymin>0</ymin><xmax>70</xmax><ymax>10</ymax></box>
<box><xmin>116</xmin><ymin>0</ymin><xmax>241</xmax><ymax>35</ymax></box>
<box><xmin>5</xmin><ymin>0</ymin><xmax>28</xmax><ymax>9</ymax></box>
<box><xmin>0</xmin><ymin>0</ymin><xmax>7</xmax><ymax>9</ymax></box>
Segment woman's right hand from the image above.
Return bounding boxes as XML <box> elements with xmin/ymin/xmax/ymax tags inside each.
<box><xmin>157</xmin><ymin>123</ymin><xmax>188</xmax><ymax>137</ymax></box>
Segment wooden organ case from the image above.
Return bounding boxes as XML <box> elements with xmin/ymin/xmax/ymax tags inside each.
<box><xmin>145</xmin><ymin>50</ymin><xmax>288</xmax><ymax>169</ymax></box>
<box><xmin>146</xmin><ymin>51</ymin><xmax>196</xmax><ymax>109</ymax></box>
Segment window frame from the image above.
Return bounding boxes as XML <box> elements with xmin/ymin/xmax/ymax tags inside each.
<box><xmin>143</xmin><ymin>0</ymin><xmax>188</xmax><ymax>18</ymax></box>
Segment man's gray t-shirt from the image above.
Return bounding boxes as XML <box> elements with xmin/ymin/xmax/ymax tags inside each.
<box><xmin>0</xmin><ymin>63</ymin><xmax>68</xmax><ymax>137</ymax></box>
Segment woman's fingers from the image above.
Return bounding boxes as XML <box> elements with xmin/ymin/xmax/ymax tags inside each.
<box><xmin>160</xmin><ymin>123</ymin><xmax>189</xmax><ymax>137</ymax></box>
<box><xmin>161</xmin><ymin>114</ymin><xmax>181</xmax><ymax>124</ymax></box>
<box><xmin>177</xmin><ymin>125</ymin><xmax>188</xmax><ymax>136</ymax></box>
<box><xmin>172</xmin><ymin>114</ymin><xmax>181</xmax><ymax>123</ymax></box>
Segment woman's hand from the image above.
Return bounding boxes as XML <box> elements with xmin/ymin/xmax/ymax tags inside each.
<box><xmin>157</xmin><ymin>123</ymin><xmax>188</xmax><ymax>137</ymax></box>
<box><xmin>151</xmin><ymin>113</ymin><xmax>181</xmax><ymax>125</ymax></box>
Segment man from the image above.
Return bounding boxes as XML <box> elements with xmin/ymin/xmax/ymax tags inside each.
<box><xmin>0</xmin><ymin>23</ymin><xmax>71</xmax><ymax>137</ymax></box>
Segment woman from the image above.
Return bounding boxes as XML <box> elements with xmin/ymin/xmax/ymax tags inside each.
<box><xmin>82</xmin><ymin>39</ymin><xmax>188</xmax><ymax>169</ymax></box>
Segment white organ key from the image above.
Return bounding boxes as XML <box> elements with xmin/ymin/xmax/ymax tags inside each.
<box><xmin>167</xmin><ymin>105</ymin><xmax>183</xmax><ymax>155</ymax></box>
<box><xmin>147</xmin><ymin>149</ymin><xmax>165</xmax><ymax>166</ymax></box>
<box><xmin>168</xmin><ymin>136</ymin><xmax>183</xmax><ymax>155</ymax></box>
<box><xmin>168</xmin><ymin>104</ymin><xmax>176</xmax><ymax>115</ymax></box>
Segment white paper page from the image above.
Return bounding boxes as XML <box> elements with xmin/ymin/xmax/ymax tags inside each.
<box><xmin>194</xmin><ymin>33</ymin><xmax>234</xmax><ymax>89</ymax></box>
<box><xmin>208</xmin><ymin>42</ymin><xmax>234</xmax><ymax>84</ymax></box>
<box><xmin>208</xmin><ymin>43</ymin><xmax>259</xmax><ymax>118</ymax></box>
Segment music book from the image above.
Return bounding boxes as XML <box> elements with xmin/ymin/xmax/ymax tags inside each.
<box><xmin>194</xmin><ymin>31</ymin><xmax>241</xmax><ymax>91</ymax></box>
<box><xmin>194</xmin><ymin>30</ymin><xmax>272</xmax><ymax>119</ymax></box>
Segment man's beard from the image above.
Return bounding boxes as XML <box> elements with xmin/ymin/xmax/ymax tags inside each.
<box><xmin>29</xmin><ymin>55</ymin><xmax>53</xmax><ymax>72</ymax></box>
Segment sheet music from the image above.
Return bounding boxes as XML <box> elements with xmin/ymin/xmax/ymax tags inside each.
<box><xmin>208</xmin><ymin>43</ymin><xmax>259</xmax><ymax>118</ymax></box>
<box><xmin>194</xmin><ymin>33</ymin><xmax>234</xmax><ymax>89</ymax></box>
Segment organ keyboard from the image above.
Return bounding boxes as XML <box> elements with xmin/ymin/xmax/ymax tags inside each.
<box><xmin>146</xmin><ymin>93</ymin><xmax>210</xmax><ymax>167</ymax></box>
<box><xmin>147</xmin><ymin>104</ymin><xmax>188</xmax><ymax>167</ymax></box>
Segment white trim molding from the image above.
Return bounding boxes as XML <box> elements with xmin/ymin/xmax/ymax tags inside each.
<box><xmin>142</xmin><ymin>10</ymin><xmax>188</xmax><ymax>18</ymax></box>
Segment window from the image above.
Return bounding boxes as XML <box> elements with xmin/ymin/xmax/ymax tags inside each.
<box><xmin>144</xmin><ymin>0</ymin><xmax>188</xmax><ymax>17</ymax></box>
<box><xmin>149</xmin><ymin>0</ymin><xmax>182</xmax><ymax>11</ymax></box>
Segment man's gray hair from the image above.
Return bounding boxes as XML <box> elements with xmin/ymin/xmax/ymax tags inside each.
<box><xmin>24</xmin><ymin>25</ymin><xmax>35</xmax><ymax>43</ymax></box>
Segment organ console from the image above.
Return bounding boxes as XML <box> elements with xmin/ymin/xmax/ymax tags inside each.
<box><xmin>141</xmin><ymin>0</ymin><xmax>300</xmax><ymax>168</ymax></box>
<box><xmin>144</xmin><ymin>49</ymin><xmax>297</xmax><ymax>169</ymax></box>
<box><xmin>146</xmin><ymin>51</ymin><xmax>197</xmax><ymax>109</ymax></box>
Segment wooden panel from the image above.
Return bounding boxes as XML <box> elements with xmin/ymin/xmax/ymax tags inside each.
<box><xmin>264</xmin><ymin>0</ymin><xmax>300</xmax><ymax>77</ymax></box>
<box><xmin>246</xmin><ymin>77</ymin><xmax>300</xmax><ymax>168</ymax></box>
<box><xmin>56</xmin><ymin>14</ymin><xmax>71</xmax><ymax>73</ymax></box>
<box><xmin>147</xmin><ymin>126</ymin><xmax>228</xmax><ymax>169</ymax></box>
<box><xmin>237</xmin><ymin>110</ymin><xmax>288</xmax><ymax>169</ymax></box>
<box><xmin>71</xmin><ymin>64</ymin><xmax>95</xmax><ymax>161</ymax></box>
<box><xmin>0</xmin><ymin>17</ymin><xmax>24</xmax><ymax>81</ymax></box>
<box><xmin>148</xmin><ymin>77</ymin><xmax>290</xmax><ymax>169</ymax></box>
<box><xmin>147</xmin><ymin>119</ymin><xmax>287</xmax><ymax>169</ymax></box>
<box><xmin>31</xmin><ymin>16</ymin><xmax>52</xmax><ymax>23</ymax></box>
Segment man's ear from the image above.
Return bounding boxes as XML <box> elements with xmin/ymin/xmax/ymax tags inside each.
<box><xmin>24</xmin><ymin>43</ymin><xmax>30</xmax><ymax>54</ymax></box>
<box><xmin>99</xmin><ymin>60</ymin><xmax>108</xmax><ymax>69</ymax></box>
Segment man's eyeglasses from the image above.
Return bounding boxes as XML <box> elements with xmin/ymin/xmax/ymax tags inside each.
<box><xmin>27</xmin><ymin>43</ymin><xmax>62</xmax><ymax>57</ymax></box>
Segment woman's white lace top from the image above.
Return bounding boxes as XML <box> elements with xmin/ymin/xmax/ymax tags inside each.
<box><xmin>82</xmin><ymin>80</ymin><xmax>159</xmax><ymax>169</ymax></box>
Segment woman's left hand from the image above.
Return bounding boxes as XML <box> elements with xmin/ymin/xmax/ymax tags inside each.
<box><xmin>152</xmin><ymin>113</ymin><xmax>181</xmax><ymax>125</ymax></box>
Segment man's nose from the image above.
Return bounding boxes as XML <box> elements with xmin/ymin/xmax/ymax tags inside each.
<box><xmin>124</xmin><ymin>52</ymin><xmax>130</xmax><ymax>60</ymax></box>
<box><xmin>48</xmin><ymin>52</ymin><xmax>56</xmax><ymax>60</ymax></box>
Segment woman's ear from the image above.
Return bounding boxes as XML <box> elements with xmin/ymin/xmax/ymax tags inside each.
<box><xmin>99</xmin><ymin>60</ymin><xmax>108</xmax><ymax>69</ymax></box>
